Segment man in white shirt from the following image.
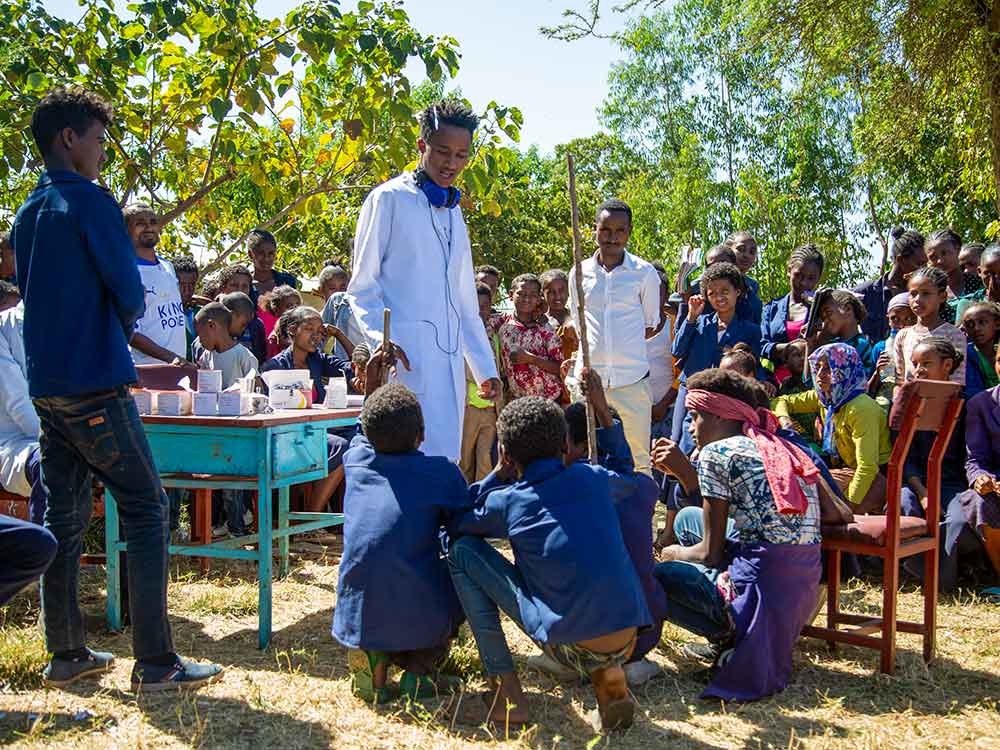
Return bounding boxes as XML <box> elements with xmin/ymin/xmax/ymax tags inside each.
<box><xmin>124</xmin><ymin>204</ymin><xmax>188</xmax><ymax>366</ymax></box>
<box><xmin>348</xmin><ymin>101</ymin><xmax>500</xmax><ymax>460</ymax></box>
<box><xmin>569</xmin><ymin>200</ymin><xmax>661</xmax><ymax>474</ymax></box>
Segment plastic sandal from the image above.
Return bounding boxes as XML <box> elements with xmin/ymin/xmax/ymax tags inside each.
<box><xmin>348</xmin><ymin>649</ymin><xmax>394</xmax><ymax>704</ymax></box>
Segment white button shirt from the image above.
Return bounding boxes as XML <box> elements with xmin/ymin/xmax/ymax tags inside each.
<box><xmin>569</xmin><ymin>250</ymin><xmax>661</xmax><ymax>390</ymax></box>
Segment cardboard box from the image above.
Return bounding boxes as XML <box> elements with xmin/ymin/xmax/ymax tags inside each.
<box><xmin>197</xmin><ymin>370</ymin><xmax>222</xmax><ymax>394</ymax></box>
<box><xmin>132</xmin><ymin>389</ymin><xmax>153</xmax><ymax>415</ymax></box>
<box><xmin>218</xmin><ymin>391</ymin><xmax>252</xmax><ymax>417</ymax></box>
<box><xmin>193</xmin><ymin>392</ymin><xmax>218</xmax><ymax>416</ymax></box>
<box><xmin>153</xmin><ymin>391</ymin><xmax>192</xmax><ymax>416</ymax></box>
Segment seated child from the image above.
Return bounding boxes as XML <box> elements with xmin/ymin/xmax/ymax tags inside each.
<box><xmin>652</xmin><ymin>368</ymin><xmax>823</xmax><ymax>702</ymax></box>
<box><xmin>961</xmin><ymin>301</ymin><xmax>1000</xmax><ymax>400</ymax></box>
<box><xmin>893</xmin><ymin>337</ymin><xmax>969</xmax><ymax>590</ymax></box>
<box><xmin>562</xmin><ymin>369</ymin><xmax>667</xmax><ymax>688</ymax></box>
<box><xmin>194</xmin><ymin>303</ymin><xmax>259</xmax><ymax>389</ymax></box>
<box><xmin>894</xmin><ymin>265</ymin><xmax>967</xmax><ymax>388</ymax></box>
<box><xmin>814</xmin><ymin>289</ymin><xmax>876</xmax><ymax>374</ymax></box>
<box><xmin>262</xmin><ymin>306</ymin><xmax>353</xmax><ymax>512</ymax></box>
<box><xmin>869</xmin><ymin>292</ymin><xmax>916</xmax><ymax>407</ymax></box>
<box><xmin>446</xmin><ymin>396</ymin><xmax>651</xmax><ymax>731</ymax></box>
<box><xmin>333</xmin><ymin>371</ymin><xmax>467</xmax><ymax>703</ymax></box>
<box><xmin>218</xmin><ymin>282</ymin><xmax>267</xmax><ymax>364</ymax></box>
<box><xmin>261</xmin><ymin>284</ymin><xmax>302</xmax><ymax>359</ymax></box>
<box><xmin>952</xmin><ymin>343</ymin><xmax>1000</xmax><ymax>584</ymax></box>
<box><xmin>498</xmin><ymin>274</ymin><xmax>563</xmax><ymax>401</ymax></box>
<box><xmin>773</xmin><ymin>343</ymin><xmax>891</xmax><ymax>514</ymax></box>
<box><xmin>461</xmin><ymin>283</ymin><xmax>500</xmax><ymax>483</ymax></box>
<box><xmin>671</xmin><ymin>261</ymin><xmax>761</xmax><ymax>452</ymax></box>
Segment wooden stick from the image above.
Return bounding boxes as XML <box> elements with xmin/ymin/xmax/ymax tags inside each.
<box><xmin>567</xmin><ymin>153</ymin><xmax>598</xmax><ymax>464</ymax></box>
<box><xmin>381</xmin><ymin>307</ymin><xmax>391</xmax><ymax>386</ymax></box>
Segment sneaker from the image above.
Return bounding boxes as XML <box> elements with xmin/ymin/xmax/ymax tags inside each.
<box><xmin>243</xmin><ymin>509</ymin><xmax>254</xmax><ymax>527</ymax></box>
<box><xmin>211</xmin><ymin>525</ymin><xmax>230</xmax><ymax>539</ymax></box>
<box><xmin>131</xmin><ymin>657</ymin><xmax>224</xmax><ymax>693</ymax></box>
<box><xmin>623</xmin><ymin>658</ymin><xmax>661</xmax><ymax>687</ymax></box>
<box><xmin>526</xmin><ymin>651</ymin><xmax>579</xmax><ymax>682</ymax></box>
<box><xmin>42</xmin><ymin>648</ymin><xmax>115</xmax><ymax>688</ymax></box>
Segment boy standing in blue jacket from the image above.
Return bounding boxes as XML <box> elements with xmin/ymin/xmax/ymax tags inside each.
<box><xmin>11</xmin><ymin>87</ymin><xmax>221</xmax><ymax>692</ymax></box>
<box><xmin>447</xmin><ymin>396</ymin><xmax>651</xmax><ymax>732</ymax></box>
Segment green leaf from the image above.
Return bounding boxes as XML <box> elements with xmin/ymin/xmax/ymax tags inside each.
<box><xmin>121</xmin><ymin>22</ymin><xmax>144</xmax><ymax>39</ymax></box>
<box><xmin>209</xmin><ymin>97</ymin><xmax>232</xmax><ymax>123</ymax></box>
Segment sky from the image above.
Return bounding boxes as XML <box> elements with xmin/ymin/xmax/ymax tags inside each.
<box><xmin>43</xmin><ymin>0</ymin><xmax>625</xmax><ymax>153</ymax></box>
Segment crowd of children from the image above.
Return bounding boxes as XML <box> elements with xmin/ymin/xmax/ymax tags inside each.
<box><xmin>5</xmin><ymin>87</ymin><xmax>1000</xmax><ymax>730</ymax></box>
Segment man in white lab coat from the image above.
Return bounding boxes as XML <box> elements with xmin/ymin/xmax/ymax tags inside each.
<box><xmin>348</xmin><ymin>101</ymin><xmax>500</xmax><ymax>460</ymax></box>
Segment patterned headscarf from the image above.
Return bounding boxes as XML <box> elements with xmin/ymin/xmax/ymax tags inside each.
<box><xmin>809</xmin><ymin>342</ymin><xmax>868</xmax><ymax>456</ymax></box>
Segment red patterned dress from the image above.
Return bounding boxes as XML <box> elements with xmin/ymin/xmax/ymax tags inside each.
<box><xmin>497</xmin><ymin>317</ymin><xmax>564</xmax><ymax>401</ymax></box>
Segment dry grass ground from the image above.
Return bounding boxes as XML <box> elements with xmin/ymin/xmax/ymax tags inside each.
<box><xmin>1</xmin><ymin>540</ymin><xmax>999</xmax><ymax>750</ymax></box>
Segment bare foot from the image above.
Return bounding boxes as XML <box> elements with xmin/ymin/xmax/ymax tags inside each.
<box><xmin>483</xmin><ymin>672</ymin><xmax>531</xmax><ymax>726</ymax></box>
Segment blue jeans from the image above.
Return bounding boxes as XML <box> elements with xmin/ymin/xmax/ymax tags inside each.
<box><xmin>652</xmin><ymin>506</ymin><xmax>735</xmax><ymax>641</ymax></box>
<box><xmin>653</xmin><ymin>560</ymin><xmax>731</xmax><ymax>641</ymax></box>
<box><xmin>33</xmin><ymin>386</ymin><xmax>174</xmax><ymax>660</ymax></box>
<box><xmin>447</xmin><ymin>537</ymin><xmax>528</xmax><ymax>675</ymax></box>
<box><xmin>0</xmin><ymin>515</ymin><xmax>57</xmax><ymax>606</ymax></box>
<box><xmin>672</xmin><ymin>505</ymin><xmax>738</xmax><ymax>582</ymax></box>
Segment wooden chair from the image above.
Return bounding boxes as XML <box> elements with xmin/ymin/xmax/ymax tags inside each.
<box><xmin>803</xmin><ymin>379</ymin><xmax>964</xmax><ymax>674</ymax></box>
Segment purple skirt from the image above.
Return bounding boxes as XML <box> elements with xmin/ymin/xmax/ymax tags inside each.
<box><xmin>703</xmin><ymin>542</ymin><xmax>821</xmax><ymax>702</ymax></box>
<box><xmin>957</xmin><ymin>489</ymin><xmax>1000</xmax><ymax>536</ymax></box>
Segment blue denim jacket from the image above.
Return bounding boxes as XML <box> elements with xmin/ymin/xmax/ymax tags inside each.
<box><xmin>12</xmin><ymin>171</ymin><xmax>145</xmax><ymax>397</ymax></box>
<box><xmin>761</xmin><ymin>293</ymin><xmax>796</xmax><ymax>360</ymax></box>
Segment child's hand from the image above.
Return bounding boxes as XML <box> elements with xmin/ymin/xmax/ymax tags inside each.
<box><xmin>559</xmin><ymin>325</ymin><xmax>579</xmax><ymax>352</ymax></box>
<box><xmin>974</xmin><ymin>475</ymin><xmax>996</xmax><ymax>497</ymax></box>
<box><xmin>580</xmin><ymin>367</ymin><xmax>613</xmax><ymax>427</ymax></box>
<box><xmin>659</xmin><ymin>544</ymin><xmax>683</xmax><ymax>563</ymax></box>
<box><xmin>267</xmin><ymin>329</ymin><xmax>280</xmax><ymax>346</ymax></box>
<box><xmin>876</xmin><ymin>351</ymin><xmax>892</xmax><ymax>373</ymax></box>
<box><xmin>650</xmin><ymin>438</ymin><xmax>692</xmax><ymax>478</ymax></box>
<box><xmin>477</xmin><ymin>378</ymin><xmax>502</xmax><ymax>401</ymax></box>
<box><xmin>323</xmin><ymin>323</ymin><xmax>344</xmax><ymax>340</ymax></box>
<box><xmin>687</xmin><ymin>294</ymin><xmax>705</xmax><ymax>321</ymax></box>
<box><xmin>508</xmin><ymin>348</ymin><xmax>534</xmax><ymax>366</ymax></box>
<box><xmin>560</xmin><ymin>358</ymin><xmax>575</xmax><ymax>380</ymax></box>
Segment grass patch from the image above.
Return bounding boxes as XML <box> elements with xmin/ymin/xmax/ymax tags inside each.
<box><xmin>186</xmin><ymin>583</ymin><xmax>258</xmax><ymax>617</ymax></box>
<box><xmin>0</xmin><ymin>623</ymin><xmax>47</xmax><ymax>690</ymax></box>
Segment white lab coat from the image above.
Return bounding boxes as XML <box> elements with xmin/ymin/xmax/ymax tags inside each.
<box><xmin>347</xmin><ymin>174</ymin><xmax>498</xmax><ymax>461</ymax></box>
<box><xmin>0</xmin><ymin>303</ymin><xmax>40</xmax><ymax>496</ymax></box>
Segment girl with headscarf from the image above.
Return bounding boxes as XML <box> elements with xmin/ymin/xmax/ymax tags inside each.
<box><xmin>772</xmin><ymin>342</ymin><xmax>891</xmax><ymax>514</ymax></box>
<box><xmin>651</xmin><ymin>368</ymin><xmax>823</xmax><ymax>702</ymax></box>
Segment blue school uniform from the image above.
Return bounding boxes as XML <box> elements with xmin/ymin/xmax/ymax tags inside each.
<box><xmin>675</xmin><ymin>276</ymin><xmax>763</xmax><ymax>333</ymax></box>
<box><xmin>760</xmin><ymin>293</ymin><xmax>802</xmax><ymax>361</ymax></box>
<box><xmin>262</xmin><ymin>346</ymin><xmax>350</xmax><ymax>403</ymax></box>
<box><xmin>586</xmin><ymin>421</ymin><xmax>668</xmax><ymax>659</ymax></box>
<box><xmin>672</xmin><ymin>313</ymin><xmax>762</xmax><ymax>381</ymax></box>
<box><xmin>448</xmin><ymin>458</ymin><xmax>651</xmax><ymax>644</ymax></box>
<box><xmin>333</xmin><ymin>435</ymin><xmax>468</xmax><ymax>651</ymax></box>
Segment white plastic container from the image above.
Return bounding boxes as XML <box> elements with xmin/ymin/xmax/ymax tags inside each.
<box><xmin>324</xmin><ymin>375</ymin><xmax>349</xmax><ymax>409</ymax></box>
<box><xmin>197</xmin><ymin>369</ymin><xmax>222</xmax><ymax>394</ymax></box>
<box><xmin>261</xmin><ymin>370</ymin><xmax>313</xmax><ymax>409</ymax></box>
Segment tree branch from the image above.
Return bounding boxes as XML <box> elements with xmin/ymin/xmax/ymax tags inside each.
<box><xmin>159</xmin><ymin>167</ymin><xmax>238</xmax><ymax>226</ymax></box>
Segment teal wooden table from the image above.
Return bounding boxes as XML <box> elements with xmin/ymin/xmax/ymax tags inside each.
<box><xmin>104</xmin><ymin>406</ymin><xmax>359</xmax><ymax>649</ymax></box>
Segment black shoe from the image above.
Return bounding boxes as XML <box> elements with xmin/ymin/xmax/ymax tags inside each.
<box><xmin>42</xmin><ymin>648</ymin><xmax>115</xmax><ymax>688</ymax></box>
<box><xmin>131</xmin><ymin>656</ymin><xmax>224</xmax><ymax>693</ymax></box>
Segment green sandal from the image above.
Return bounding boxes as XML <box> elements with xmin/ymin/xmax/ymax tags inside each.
<box><xmin>399</xmin><ymin>671</ymin><xmax>463</xmax><ymax>701</ymax></box>
<box><xmin>348</xmin><ymin>649</ymin><xmax>394</xmax><ymax>704</ymax></box>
